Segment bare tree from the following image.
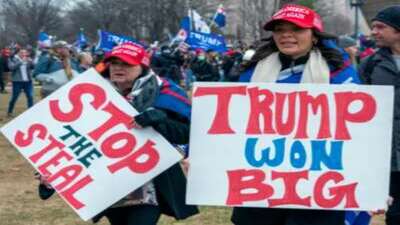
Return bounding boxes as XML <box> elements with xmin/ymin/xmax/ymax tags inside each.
<box><xmin>0</xmin><ymin>0</ymin><xmax>64</xmax><ymax>46</ymax></box>
<box><xmin>237</xmin><ymin>0</ymin><xmax>274</xmax><ymax>41</ymax></box>
<box><xmin>66</xmin><ymin>0</ymin><xmax>180</xmax><ymax>42</ymax></box>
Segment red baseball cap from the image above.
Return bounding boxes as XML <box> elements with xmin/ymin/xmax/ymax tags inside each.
<box><xmin>263</xmin><ymin>4</ymin><xmax>324</xmax><ymax>32</ymax></box>
<box><xmin>105</xmin><ymin>42</ymin><xmax>150</xmax><ymax>67</ymax></box>
<box><xmin>2</xmin><ymin>48</ymin><xmax>11</xmax><ymax>57</ymax></box>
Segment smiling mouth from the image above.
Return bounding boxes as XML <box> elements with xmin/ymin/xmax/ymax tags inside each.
<box><xmin>112</xmin><ymin>73</ymin><xmax>126</xmax><ymax>77</ymax></box>
<box><xmin>280</xmin><ymin>42</ymin><xmax>297</xmax><ymax>47</ymax></box>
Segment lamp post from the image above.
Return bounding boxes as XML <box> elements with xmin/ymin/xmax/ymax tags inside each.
<box><xmin>350</xmin><ymin>0</ymin><xmax>366</xmax><ymax>39</ymax></box>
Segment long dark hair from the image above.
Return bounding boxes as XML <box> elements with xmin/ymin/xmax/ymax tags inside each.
<box><xmin>244</xmin><ymin>30</ymin><xmax>343</xmax><ymax>70</ymax></box>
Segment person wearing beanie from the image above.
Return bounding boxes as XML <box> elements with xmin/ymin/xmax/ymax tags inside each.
<box><xmin>358</xmin><ymin>5</ymin><xmax>400</xmax><ymax>225</ymax></box>
<box><xmin>338</xmin><ymin>35</ymin><xmax>359</xmax><ymax>65</ymax></box>
<box><xmin>372</xmin><ymin>5</ymin><xmax>400</xmax><ymax>32</ymax></box>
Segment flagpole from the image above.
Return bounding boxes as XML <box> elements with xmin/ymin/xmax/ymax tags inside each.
<box><xmin>186</xmin><ymin>0</ymin><xmax>194</xmax><ymax>32</ymax></box>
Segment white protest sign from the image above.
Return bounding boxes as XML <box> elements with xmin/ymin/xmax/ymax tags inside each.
<box><xmin>1</xmin><ymin>69</ymin><xmax>183</xmax><ymax>220</ymax></box>
<box><xmin>187</xmin><ymin>82</ymin><xmax>393</xmax><ymax>211</ymax></box>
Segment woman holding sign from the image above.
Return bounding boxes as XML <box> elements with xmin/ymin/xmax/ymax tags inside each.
<box><xmin>231</xmin><ymin>4</ymin><xmax>361</xmax><ymax>225</ymax></box>
<box><xmin>97</xmin><ymin>43</ymin><xmax>198</xmax><ymax>224</ymax></box>
<box><xmin>38</xmin><ymin>42</ymin><xmax>198</xmax><ymax>225</ymax></box>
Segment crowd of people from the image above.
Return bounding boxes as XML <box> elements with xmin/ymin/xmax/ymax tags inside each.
<box><xmin>0</xmin><ymin>3</ymin><xmax>399</xmax><ymax>225</ymax></box>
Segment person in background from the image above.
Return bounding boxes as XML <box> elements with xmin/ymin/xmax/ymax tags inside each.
<box><xmin>222</xmin><ymin>49</ymin><xmax>242</xmax><ymax>82</ymax></box>
<box><xmin>338</xmin><ymin>35</ymin><xmax>359</xmax><ymax>65</ymax></box>
<box><xmin>190</xmin><ymin>49</ymin><xmax>219</xmax><ymax>82</ymax></box>
<box><xmin>6</xmin><ymin>48</ymin><xmax>34</xmax><ymax>117</ymax></box>
<box><xmin>358</xmin><ymin>6</ymin><xmax>400</xmax><ymax>225</ymax></box>
<box><xmin>78</xmin><ymin>51</ymin><xmax>93</xmax><ymax>71</ymax></box>
<box><xmin>150</xmin><ymin>45</ymin><xmax>183</xmax><ymax>84</ymax></box>
<box><xmin>232</xmin><ymin>4</ymin><xmax>360</xmax><ymax>225</ymax></box>
<box><xmin>33</xmin><ymin>40</ymin><xmax>81</xmax><ymax>98</ymax></box>
<box><xmin>0</xmin><ymin>48</ymin><xmax>11</xmax><ymax>93</ymax></box>
<box><xmin>358</xmin><ymin>34</ymin><xmax>376</xmax><ymax>60</ymax></box>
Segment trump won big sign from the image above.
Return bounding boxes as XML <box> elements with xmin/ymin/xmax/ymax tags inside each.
<box><xmin>0</xmin><ymin>69</ymin><xmax>183</xmax><ymax>221</ymax></box>
<box><xmin>187</xmin><ymin>82</ymin><xmax>393</xmax><ymax>211</ymax></box>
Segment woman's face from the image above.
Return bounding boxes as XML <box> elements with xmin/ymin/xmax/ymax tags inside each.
<box><xmin>272</xmin><ymin>21</ymin><xmax>316</xmax><ymax>59</ymax></box>
<box><xmin>109</xmin><ymin>58</ymin><xmax>143</xmax><ymax>86</ymax></box>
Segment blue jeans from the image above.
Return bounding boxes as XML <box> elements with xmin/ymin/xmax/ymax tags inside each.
<box><xmin>7</xmin><ymin>81</ymin><xmax>34</xmax><ymax>114</ymax></box>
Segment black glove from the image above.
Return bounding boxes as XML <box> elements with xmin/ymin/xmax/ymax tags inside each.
<box><xmin>134</xmin><ymin>108</ymin><xmax>167</xmax><ymax>128</ymax></box>
<box><xmin>38</xmin><ymin>184</ymin><xmax>55</xmax><ymax>200</ymax></box>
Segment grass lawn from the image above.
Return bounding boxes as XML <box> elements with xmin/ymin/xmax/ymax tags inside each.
<box><xmin>0</xmin><ymin>86</ymin><xmax>385</xmax><ymax>225</ymax></box>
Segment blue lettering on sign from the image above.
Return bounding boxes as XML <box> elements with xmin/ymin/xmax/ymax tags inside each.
<box><xmin>245</xmin><ymin>138</ymin><xmax>285</xmax><ymax>167</ymax></box>
<box><xmin>244</xmin><ymin>137</ymin><xmax>343</xmax><ymax>171</ymax></box>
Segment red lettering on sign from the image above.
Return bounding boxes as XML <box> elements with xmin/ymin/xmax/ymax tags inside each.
<box><xmin>246</xmin><ymin>87</ymin><xmax>276</xmax><ymax>134</ymax></box>
<box><xmin>29</xmin><ymin>135</ymin><xmax>66</xmax><ymax>163</ymax></box>
<box><xmin>15</xmin><ymin>123</ymin><xmax>48</xmax><ymax>147</ymax></box>
<box><xmin>335</xmin><ymin>92</ymin><xmax>376</xmax><ymax>140</ymax></box>
<box><xmin>108</xmin><ymin>140</ymin><xmax>160</xmax><ymax>174</ymax></box>
<box><xmin>89</xmin><ymin>102</ymin><xmax>134</xmax><ymax>141</ymax></box>
<box><xmin>37</xmin><ymin>150</ymin><xmax>73</xmax><ymax>175</ymax></box>
<box><xmin>48</xmin><ymin>165</ymin><xmax>83</xmax><ymax>191</ymax></box>
<box><xmin>193</xmin><ymin>86</ymin><xmax>247</xmax><ymax>134</ymax></box>
<box><xmin>60</xmin><ymin>175</ymin><xmax>93</xmax><ymax>210</ymax></box>
<box><xmin>226</xmin><ymin>169</ymin><xmax>274</xmax><ymax>205</ymax></box>
<box><xmin>101</xmin><ymin>131</ymin><xmax>137</xmax><ymax>158</ymax></box>
<box><xmin>275</xmin><ymin>92</ymin><xmax>297</xmax><ymax>135</ymax></box>
<box><xmin>314</xmin><ymin>171</ymin><xmax>359</xmax><ymax>208</ymax></box>
<box><xmin>268</xmin><ymin>170</ymin><xmax>311</xmax><ymax>207</ymax></box>
<box><xmin>49</xmin><ymin>83</ymin><xmax>107</xmax><ymax>122</ymax></box>
<box><xmin>295</xmin><ymin>92</ymin><xmax>331</xmax><ymax>139</ymax></box>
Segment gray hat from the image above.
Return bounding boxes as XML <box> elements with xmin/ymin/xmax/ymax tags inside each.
<box><xmin>338</xmin><ymin>36</ymin><xmax>357</xmax><ymax>48</ymax></box>
<box><xmin>52</xmin><ymin>40</ymin><xmax>69</xmax><ymax>49</ymax></box>
<box><xmin>372</xmin><ymin>5</ymin><xmax>400</xmax><ymax>31</ymax></box>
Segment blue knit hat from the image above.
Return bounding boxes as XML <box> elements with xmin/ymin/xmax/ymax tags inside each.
<box><xmin>372</xmin><ymin>5</ymin><xmax>400</xmax><ymax>31</ymax></box>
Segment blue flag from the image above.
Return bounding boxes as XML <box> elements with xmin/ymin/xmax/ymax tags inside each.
<box><xmin>180</xmin><ymin>16</ymin><xmax>191</xmax><ymax>32</ymax></box>
<box><xmin>95</xmin><ymin>30</ymin><xmax>142</xmax><ymax>52</ymax></box>
<box><xmin>185</xmin><ymin>31</ymin><xmax>226</xmax><ymax>53</ymax></box>
<box><xmin>213</xmin><ymin>4</ymin><xmax>226</xmax><ymax>28</ymax></box>
<box><xmin>38</xmin><ymin>32</ymin><xmax>51</xmax><ymax>48</ymax></box>
<box><xmin>170</xmin><ymin>17</ymin><xmax>190</xmax><ymax>44</ymax></box>
<box><xmin>76</xmin><ymin>29</ymin><xmax>87</xmax><ymax>49</ymax></box>
<box><xmin>345</xmin><ymin>211</ymin><xmax>371</xmax><ymax>225</ymax></box>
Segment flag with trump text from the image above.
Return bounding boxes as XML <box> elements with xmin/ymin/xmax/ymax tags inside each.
<box><xmin>0</xmin><ymin>68</ymin><xmax>183</xmax><ymax>221</ymax></box>
<box><xmin>95</xmin><ymin>30</ymin><xmax>142</xmax><ymax>52</ymax></box>
<box><xmin>185</xmin><ymin>31</ymin><xmax>227</xmax><ymax>52</ymax></box>
<box><xmin>187</xmin><ymin>82</ymin><xmax>393</xmax><ymax>211</ymax></box>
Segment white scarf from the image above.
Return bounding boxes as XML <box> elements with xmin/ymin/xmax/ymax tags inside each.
<box><xmin>250</xmin><ymin>49</ymin><xmax>330</xmax><ymax>84</ymax></box>
<box><xmin>15</xmin><ymin>55</ymin><xmax>29</xmax><ymax>81</ymax></box>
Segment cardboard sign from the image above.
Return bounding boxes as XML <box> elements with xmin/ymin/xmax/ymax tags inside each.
<box><xmin>0</xmin><ymin>69</ymin><xmax>183</xmax><ymax>220</ymax></box>
<box><xmin>187</xmin><ymin>82</ymin><xmax>393</xmax><ymax>211</ymax></box>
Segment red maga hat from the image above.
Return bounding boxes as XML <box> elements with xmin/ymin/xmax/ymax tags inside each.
<box><xmin>105</xmin><ymin>42</ymin><xmax>150</xmax><ymax>67</ymax></box>
<box><xmin>263</xmin><ymin>4</ymin><xmax>323</xmax><ymax>32</ymax></box>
